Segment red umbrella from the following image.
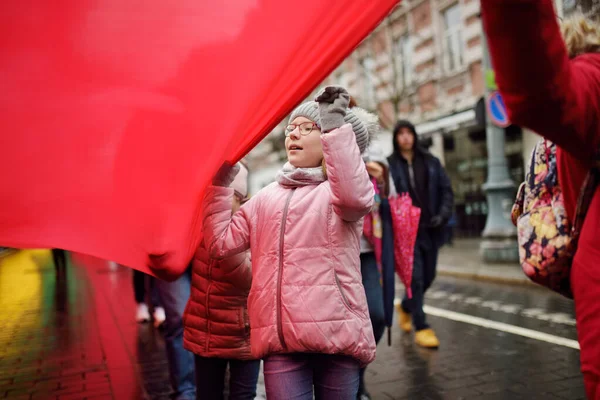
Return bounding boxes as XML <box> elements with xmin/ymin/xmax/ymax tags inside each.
<box><xmin>389</xmin><ymin>194</ymin><xmax>421</xmax><ymax>299</ymax></box>
<box><xmin>0</xmin><ymin>0</ymin><xmax>399</xmax><ymax>280</ymax></box>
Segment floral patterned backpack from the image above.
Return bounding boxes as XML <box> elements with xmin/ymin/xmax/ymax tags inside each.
<box><xmin>511</xmin><ymin>139</ymin><xmax>600</xmax><ymax>298</ymax></box>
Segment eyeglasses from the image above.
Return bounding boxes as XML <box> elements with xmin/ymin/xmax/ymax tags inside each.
<box><xmin>284</xmin><ymin>122</ymin><xmax>319</xmax><ymax>137</ymax></box>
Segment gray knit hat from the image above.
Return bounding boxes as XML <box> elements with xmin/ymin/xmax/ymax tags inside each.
<box><xmin>289</xmin><ymin>101</ymin><xmax>379</xmax><ymax>154</ymax></box>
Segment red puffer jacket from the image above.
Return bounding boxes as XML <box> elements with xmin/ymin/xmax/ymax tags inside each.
<box><xmin>183</xmin><ymin>241</ymin><xmax>253</xmax><ymax>360</ymax></box>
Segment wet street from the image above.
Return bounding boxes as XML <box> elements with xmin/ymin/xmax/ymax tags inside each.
<box><xmin>0</xmin><ymin>250</ymin><xmax>585</xmax><ymax>400</ymax></box>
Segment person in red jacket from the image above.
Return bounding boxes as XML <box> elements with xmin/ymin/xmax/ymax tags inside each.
<box><xmin>480</xmin><ymin>1</ymin><xmax>600</xmax><ymax>398</ymax></box>
<box><xmin>183</xmin><ymin>162</ymin><xmax>260</xmax><ymax>400</ymax></box>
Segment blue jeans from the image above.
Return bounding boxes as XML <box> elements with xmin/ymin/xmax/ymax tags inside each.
<box><xmin>401</xmin><ymin>229</ymin><xmax>438</xmax><ymax>331</ymax></box>
<box><xmin>264</xmin><ymin>353</ymin><xmax>359</xmax><ymax>400</ymax></box>
<box><xmin>156</xmin><ymin>269</ymin><xmax>196</xmax><ymax>399</ymax></box>
<box><xmin>359</xmin><ymin>252</ymin><xmax>385</xmax><ymax>393</ymax></box>
<box><xmin>194</xmin><ymin>356</ymin><xmax>260</xmax><ymax>400</ymax></box>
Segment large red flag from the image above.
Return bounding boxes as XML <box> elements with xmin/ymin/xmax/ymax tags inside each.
<box><xmin>0</xmin><ymin>0</ymin><xmax>399</xmax><ymax>280</ymax></box>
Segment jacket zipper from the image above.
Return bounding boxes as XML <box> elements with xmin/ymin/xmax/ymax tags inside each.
<box><xmin>205</xmin><ymin>262</ymin><xmax>213</xmax><ymax>353</ymax></box>
<box><xmin>277</xmin><ymin>188</ymin><xmax>295</xmax><ymax>349</ymax></box>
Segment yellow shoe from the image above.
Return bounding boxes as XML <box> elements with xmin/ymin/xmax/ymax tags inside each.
<box><xmin>415</xmin><ymin>328</ymin><xmax>440</xmax><ymax>349</ymax></box>
<box><xmin>395</xmin><ymin>302</ymin><xmax>412</xmax><ymax>333</ymax></box>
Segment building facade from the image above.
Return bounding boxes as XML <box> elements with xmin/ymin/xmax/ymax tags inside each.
<box><xmin>246</xmin><ymin>0</ymin><xmax>597</xmax><ymax>237</ymax></box>
<box><xmin>248</xmin><ymin>0</ymin><xmax>507</xmax><ymax>237</ymax></box>
<box><xmin>320</xmin><ymin>0</ymin><xmax>498</xmax><ymax>237</ymax></box>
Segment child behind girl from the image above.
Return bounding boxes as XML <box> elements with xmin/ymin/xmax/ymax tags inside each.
<box><xmin>203</xmin><ymin>86</ymin><xmax>378</xmax><ymax>399</ymax></box>
<box><xmin>183</xmin><ymin>163</ymin><xmax>260</xmax><ymax>400</ymax></box>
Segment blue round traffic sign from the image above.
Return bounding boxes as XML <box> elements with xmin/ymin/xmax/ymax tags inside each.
<box><xmin>486</xmin><ymin>91</ymin><xmax>511</xmax><ymax>128</ymax></box>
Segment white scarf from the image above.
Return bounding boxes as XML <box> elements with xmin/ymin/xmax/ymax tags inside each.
<box><xmin>275</xmin><ymin>162</ymin><xmax>326</xmax><ymax>188</ymax></box>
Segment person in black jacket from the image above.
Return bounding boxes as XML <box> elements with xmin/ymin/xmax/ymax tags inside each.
<box><xmin>388</xmin><ymin>120</ymin><xmax>453</xmax><ymax>349</ymax></box>
<box><xmin>52</xmin><ymin>249</ymin><xmax>67</xmax><ymax>278</ymax></box>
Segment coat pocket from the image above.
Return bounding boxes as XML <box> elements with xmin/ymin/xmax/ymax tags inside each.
<box><xmin>334</xmin><ymin>272</ymin><xmax>363</xmax><ymax>319</ymax></box>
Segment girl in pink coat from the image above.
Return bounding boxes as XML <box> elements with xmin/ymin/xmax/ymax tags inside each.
<box><xmin>203</xmin><ymin>86</ymin><xmax>377</xmax><ymax>399</ymax></box>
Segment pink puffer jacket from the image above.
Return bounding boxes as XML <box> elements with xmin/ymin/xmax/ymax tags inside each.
<box><xmin>202</xmin><ymin>124</ymin><xmax>376</xmax><ymax>365</ymax></box>
<box><xmin>183</xmin><ymin>241</ymin><xmax>254</xmax><ymax>360</ymax></box>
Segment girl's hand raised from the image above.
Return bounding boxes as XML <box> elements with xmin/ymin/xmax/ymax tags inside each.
<box><xmin>315</xmin><ymin>86</ymin><xmax>350</xmax><ymax>133</ymax></box>
<box><xmin>212</xmin><ymin>162</ymin><xmax>240</xmax><ymax>187</ymax></box>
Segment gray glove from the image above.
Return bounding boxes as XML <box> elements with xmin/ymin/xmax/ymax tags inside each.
<box><xmin>212</xmin><ymin>162</ymin><xmax>240</xmax><ymax>187</ymax></box>
<box><xmin>315</xmin><ymin>86</ymin><xmax>350</xmax><ymax>133</ymax></box>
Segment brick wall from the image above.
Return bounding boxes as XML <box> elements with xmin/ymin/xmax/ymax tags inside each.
<box><xmin>327</xmin><ymin>0</ymin><xmax>484</xmax><ymax>128</ymax></box>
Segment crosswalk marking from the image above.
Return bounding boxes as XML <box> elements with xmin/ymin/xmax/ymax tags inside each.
<box><xmin>424</xmin><ymin>306</ymin><xmax>580</xmax><ymax>350</ymax></box>
<box><xmin>498</xmin><ymin>304</ymin><xmax>521</xmax><ymax>314</ymax></box>
<box><xmin>481</xmin><ymin>300</ymin><xmax>502</xmax><ymax>310</ymax></box>
<box><xmin>464</xmin><ymin>296</ymin><xmax>483</xmax><ymax>304</ymax></box>
<box><xmin>424</xmin><ymin>290</ymin><xmax>576</xmax><ymax>326</ymax></box>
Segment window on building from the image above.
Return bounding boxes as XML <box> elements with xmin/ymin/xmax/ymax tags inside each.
<box><xmin>395</xmin><ymin>35</ymin><xmax>412</xmax><ymax>88</ymax></box>
<box><xmin>442</xmin><ymin>3</ymin><xmax>464</xmax><ymax>74</ymax></box>
<box><xmin>359</xmin><ymin>56</ymin><xmax>377</xmax><ymax>108</ymax></box>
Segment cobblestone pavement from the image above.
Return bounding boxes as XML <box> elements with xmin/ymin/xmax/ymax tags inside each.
<box><xmin>0</xmin><ymin>250</ymin><xmax>585</xmax><ymax>400</ymax></box>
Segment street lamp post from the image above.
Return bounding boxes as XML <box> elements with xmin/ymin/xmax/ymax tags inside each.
<box><xmin>479</xmin><ymin>32</ymin><xmax>518</xmax><ymax>263</ymax></box>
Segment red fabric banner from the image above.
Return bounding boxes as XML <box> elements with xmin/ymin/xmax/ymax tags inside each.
<box><xmin>0</xmin><ymin>0</ymin><xmax>399</xmax><ymax>280</ymax></box>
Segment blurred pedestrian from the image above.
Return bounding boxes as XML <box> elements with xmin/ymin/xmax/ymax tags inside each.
<box><xmin>202</xmin><ymin>86</ymin><xmax>377</xmax><ymax>398</ymax></box>
<box><xmin>388</xmin><ymin>120</ymin><xmax>453</xmax><ymax>349</ymax></box>
<box><xmin>481</xmin><ymin>1</ymin><xmax>600</xmax><ymax>397</ymax></box>
<box><xmin>360</xmin><ymin>142</ymin><xmax>396</xmax><ymax>400</ymax></box>
<box><xmin>156</xmin><ymin>268</ymin><xmax>196</xmax><ymax>399</ymax></box>
<box><xmin>52</xmin><ymin>248</ymin><xmax>67</xmax><ymax>277</ymax></box>
<box><xmin>132</xmin><ymin>269</ymin><xmax>166</xmax><ymax>326</ymax></box>
<box><xmin>184</xmin><ymin>162</ymin><xmax>260</xmax><ymax>400</ymax></box>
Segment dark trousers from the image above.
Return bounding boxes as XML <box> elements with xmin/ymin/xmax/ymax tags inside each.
<box><xmin>194</xmin><ymin>356</ymin><xmax>260</xmax><ymax>400</ymax></box>
<box><xmin>401</xmin><ymin>229</ymin><xmax>439</xmax><ymax>331</ymax></box>
<box><xmin>359</xmin><ymin>251</ymin><xmax>386</xmax><ymax>393</ymax></box>
<box><xmin>132</xmin><ymin>269</ymin><xmax>160</xmax><ymax>307</ymax></box>
<box><xmin>52</xmin><ymin>249</ymin><xmax>67</xmax><ymax>275</ymax></box>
